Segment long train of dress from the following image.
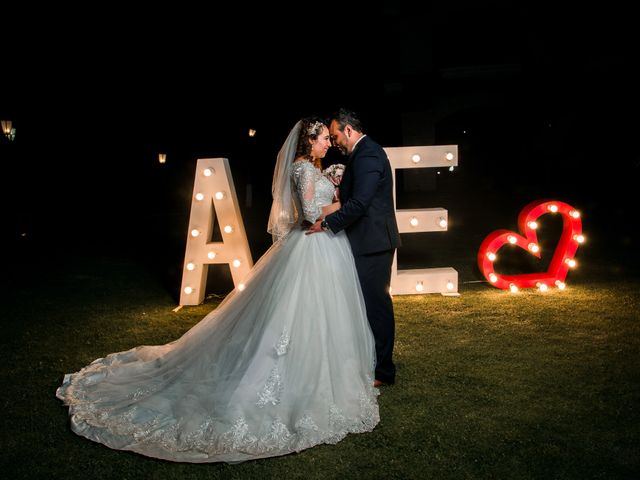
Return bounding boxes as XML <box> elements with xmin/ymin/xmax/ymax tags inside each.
<box><xmin>56</xmin><ymin>227</ymin><xmax>379</xmax><ymax>463</ymax></box>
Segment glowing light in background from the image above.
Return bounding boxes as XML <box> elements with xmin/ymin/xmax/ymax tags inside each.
<box><xmin>385</xmin><ymin>144</ymin><xmax>459</xmax><ymax>296</ymax></box>
<box><xmin>478</xmin><ymin>199</ymin><xmax>584</xmax><ymax>291</ymax></box>
<box><xmin>180</xmin><ymin>158</ymin><xmax>253</xmax><ymax>305</ymax></box>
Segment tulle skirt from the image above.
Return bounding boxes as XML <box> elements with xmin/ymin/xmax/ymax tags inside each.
<box><xmin>56</xmin><ymin>227</ymin><xmax>379</xmax><ymax>463</ymax></box>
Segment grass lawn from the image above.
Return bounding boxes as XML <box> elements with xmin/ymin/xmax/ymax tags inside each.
<box><xmin>1</xmin><ymin>252</ymin><xmax>638</xmax><ymax>479</ymax></box>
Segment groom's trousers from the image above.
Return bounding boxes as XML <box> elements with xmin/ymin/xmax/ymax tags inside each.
<box><xmin>353</xmin><ymin>249</ymin><xmax>396</xmax><ymax>384</ymax></box>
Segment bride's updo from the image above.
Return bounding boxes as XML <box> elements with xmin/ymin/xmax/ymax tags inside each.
<box><xmin>295</xmin><ymin>116</ymin><xmax>326</xmax><ymax>169</ymax></box>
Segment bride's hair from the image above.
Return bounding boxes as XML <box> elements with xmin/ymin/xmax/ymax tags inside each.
<box><xmin>295</xmin><ymin>116</ymin><xmax>326</xmax><ymax>169</ymax></box>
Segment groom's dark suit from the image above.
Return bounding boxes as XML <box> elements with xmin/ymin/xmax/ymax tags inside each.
<box><xmin>324</xmin><ymin>136</ymin><xmax>400</xmax><ymax>384</ymax></box>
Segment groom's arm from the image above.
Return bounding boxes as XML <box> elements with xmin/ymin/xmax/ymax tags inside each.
<box><xmin>324</xmin><ymin>152</ymin><xmax>383</xmax><ymax>233</ymax></box>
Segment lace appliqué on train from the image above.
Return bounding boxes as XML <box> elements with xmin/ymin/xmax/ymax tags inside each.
<box><xmin>274</xmin><ymin>328</ymin><xmax>290</xmax><ymax>356</ymax></box>
<box><xmin>257</xmin><ymin>367</ymin><xmax>283</xmax><ymax>407</ymax></box>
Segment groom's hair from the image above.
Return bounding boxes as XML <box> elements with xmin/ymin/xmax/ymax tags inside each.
<box><xmin>330</xmin><ymin>108</ymin><xmax>364</xmax><ymax>133</ymax></box>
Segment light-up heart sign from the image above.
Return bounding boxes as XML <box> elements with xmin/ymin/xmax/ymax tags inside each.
<box><xmin>478</xmin><ymin>200</ymin><xmax>584</xmax><ymax>291</ymax></box>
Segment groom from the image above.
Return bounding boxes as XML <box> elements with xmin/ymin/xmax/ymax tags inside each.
<box><xmin>307</xmin><ymin>108</ymin><xmax>400</xmax><ymax>387</ymax></box>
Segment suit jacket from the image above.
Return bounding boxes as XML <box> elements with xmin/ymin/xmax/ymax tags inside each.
<box><xmin>325</xmin><ymin>135</ymin><xmax>401</xmax><ymax>256</ymax></box>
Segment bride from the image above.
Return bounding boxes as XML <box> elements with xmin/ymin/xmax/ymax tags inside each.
<box><xmin>56</xmin><ymin>117</ymin><xmax>379</xmax><ymax>463</ymax></box>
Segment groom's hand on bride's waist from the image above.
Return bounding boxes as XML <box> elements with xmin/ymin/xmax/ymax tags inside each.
<box><xmin>305</xmin><ymin>219</ymin><xmax>323</xmax><ymax>235</ymax></box>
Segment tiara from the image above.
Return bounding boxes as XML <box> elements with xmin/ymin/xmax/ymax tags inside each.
<box><xmin>307</xmin><ymin>121</ymin><xmax>325</xmax><ymax>136</ymax></box>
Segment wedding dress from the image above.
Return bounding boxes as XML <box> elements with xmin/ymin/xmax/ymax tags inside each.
<box><xmin>56</xmin><ymin>123</ymin><xmax>379</xmax><ymax>463</ymax></box>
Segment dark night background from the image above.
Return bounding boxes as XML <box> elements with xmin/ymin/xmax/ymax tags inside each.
<box><xmin>1</xmin><ymin>2</ymin><xmax>638</xmax><ymax>297</ymax></box>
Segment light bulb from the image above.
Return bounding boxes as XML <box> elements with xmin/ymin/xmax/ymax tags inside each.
<box><xmin>489</xmin><ymin>273</ymin><xmax>498</xmax><ymax>283</ymax></box>
<box><xmin>203</xmin><ymin>168</ymin><xmax>214</xmax><ymax>177</ymax></box>
<box><xmin>486</xmin><ymin>252</ymin><xmax>497</xmax><ymax>262</ymax></box>
<box><xmin>232</xmin><ymin>259</ymin><xmax>241</xmax><ymax>268</ymax></box>
<box><xmin>411</xmin><ymin>154</ymin><xmax>421</xmax><ymax>163</ymax></box>
<box><xmin>207</xmin><ymin>251</ymin><xmax>217</xmax><ymax>259</ymax></box>
<box><xmin>238</xmin><ymin>283</ymin><xmax>246</xmax><ymax>291</ymax></box>
<box><xmin>555</xmin><ymin>280</ymin><xmax>566</xmax><ymax>290</ymax></box>
<box><xmin>509</xmin><ymin>283</ymin><xmax>518</xmax><ymax>293</ymax></box>
<box><xmin>527</xmin><ymin>221</ymin><xmax>538</xmax><ymax>230</ymax></box>
<box><xmin>415</xmin><ymin>281</ymin><xmax>424</xmax><ymax>292</ymax></box>
<box><xmin>410</xmin><ymin>217</ymin><xmax>419</xmax><ymax>227</ymax></box>
<box><xmin>547</xmin><ymin>204</ymin><xmax>558</xmax><ymax>213</ymax></box>
<box><xmin>215</xmin><ymin>191</ymin><xmax>225</xmax><ymax>200</ymax></box>
<box><xmin>528</xmin><ymin>243</ymin><xmax>539</xmax><ymax>253</ymax></box>
<box><xmin>573</xmin><ymin>234</ymin><xmax>585</xmax><ymax>243</ymax></box>
<box><xmin>565</xmin><ymin>258</ymin><xmax>577</xmax><ymax>268</ymax></box>
<box><xmin>184</xmin><ymin>286</ymin><xmax>193</xmax><ymax>294</ymax></box>
<box><xmin>445</xmin><ymin>152</ymin><xmax>454</xmax><ymax>161</ymax></box>
<box><xmin>569</xmin><ymin>210</ymin><xmax>580</xmax><ymax>218</ymax></box>
<box><xmin>508</xmin><ymin>235</ymin><xmax>517</xmax><ymax>244</ymax></box>
<box><xmin>186</xmin><ymin>262</ymin><xmax>195</xmax><ymax>271</ymax></box>
<box><xmin>446</xmin><ymin>281</ymin><xmax>454</xmax><ymax>290</ymax></box>
<box><xmin>438</xmin><ymin>217</ymin><xmax>447</xmax><ymax>229</ymax></box>
<box><xmin>536</xmin><ymin>282</ymin><xmax>548</xmax><ymax>292</ymax></box>
<box><xmin>223</xmin><ymin>225</ymin><xmax>233</xmax><ymax>234</ymax></box>
<box><xmin>191</xmin><ymin>229</ymin><xmax>200</xmax><ymax>237</ymax></box>
<box><xmin>195</xmin><ymin>193</ymin><xmax>204</xmax><ymax>201</ymax></box>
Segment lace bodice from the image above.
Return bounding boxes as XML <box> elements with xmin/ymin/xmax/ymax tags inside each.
<box><xmin>291</xmin><ymin>160</ymin><xmax>335</xmax><ymax>223</ymax></box>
